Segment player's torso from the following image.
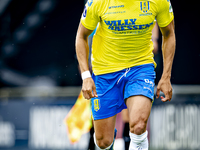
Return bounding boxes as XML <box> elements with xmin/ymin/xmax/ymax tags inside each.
<box><xmin>98</xmin><ymin>0</ymin><xmax>158</xmax><ymax>36</ymax></box>
<box><xmin>91</xmin><ymin>0</ymin><xmax>159</xmax><ymax>75</ymax></box>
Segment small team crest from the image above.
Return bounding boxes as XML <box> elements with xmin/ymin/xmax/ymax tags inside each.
<box><xmin>94</xmin><ymin>99</ymin><xmax>100</xmax><ymax>112</ymax></box>
<box><xmin>140</xmin><ymin>1</ymin><xmax>150</xmax><ymax>13</ymax></box>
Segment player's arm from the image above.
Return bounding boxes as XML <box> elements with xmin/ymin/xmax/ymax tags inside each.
<box><xmin>76</xmin><ymin>23</ymin><xmax>98</xmax><ymax>99</ymax></box>
<box><xmin>156</xmin><ymin>19</ymin><xmax>175</xmax><ymax>102</ymax></box>
<box><xmin>76</xmin><ymin>23</ymin><xmax>93</xmax><ymax>74</ymax></box>
<box><xmin>152</xmin><ymin>23</ymin><xmax>159</xmax><ymax>54</ymax></box>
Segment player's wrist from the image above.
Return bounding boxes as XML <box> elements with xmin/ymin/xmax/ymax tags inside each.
<box><xmin>81</xmin><ymin>70</ymin><xmax>91</xmax><ymax>80</ymax></box>
<box><xmin>161</xmin><ymin>74</ymin><xmax>171</xmax><ymax>80</ymax></box>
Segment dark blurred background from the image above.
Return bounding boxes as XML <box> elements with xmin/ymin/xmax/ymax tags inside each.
<box><xmin>0</xmin><ymin>0</ymin><xmax>199</xmax><ymax>88</ymax></box>
<box><xmin>0</xmin><ymin>0</ymin><xmax>200</xmax><ymax>150</ymax></box>
<box><xmin>0</xmin><ymin>0</ymin><xmax>84</xmax><ymax>88</ymax></box>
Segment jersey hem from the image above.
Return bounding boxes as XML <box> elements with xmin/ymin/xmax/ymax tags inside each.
<box><xmin>93</xmin><ymin>62</ymin><xmax>157</xmax><ymax>76</ymax></box>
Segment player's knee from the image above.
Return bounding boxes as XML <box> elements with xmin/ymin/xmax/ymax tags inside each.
<box><xmin>96</xmin><ymin>137</ymin><xmax>113</xmax><ymax>149</ymax></box>
<box><xmin>130</xmin><ymin>120</ymin><xmax>147</xmax><ymax>135</ymax></box>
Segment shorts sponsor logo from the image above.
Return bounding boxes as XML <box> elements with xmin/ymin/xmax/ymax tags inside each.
<box><xmin>144</xmin><ymin>79</ymin><xmax>154</xmax><ymax>87</ymax></box>
<box><xmin>94</xmin><ymin>99</ymin><xmax>100</xmax><ymax>112</ymax></box>
<box><xmin>144</xmin><ymin>86</ymin><xmax>152</xmax><ymax>93</ymax></box>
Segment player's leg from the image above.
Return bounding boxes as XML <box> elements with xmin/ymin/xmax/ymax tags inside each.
<box><xmin>88</xmin><ymin>125</ymin><xmax>95</xmax><ymax>150</ymax></box>
<box><xmin>91</xmin><ymin>71</ymin><xmax>122</xmax><ymax>150</ymax></box>
<box><xmin>126</xmin><ymin>96</ymin><xmax>152</xmax><ymax>150</ymax></box>
<box><xmin>123</xmin><ymin>64</ymin><xmax>155</xmax><ymax>150</ymax></box>
<box><xmin>122</xmin><ymin>109</ymin><xmax>131</xmax><ymax>150</ymax></box>
<box><xmin>91</xmin><ymin>67</ymin><xmax>137</xmax><ymax>149</ymax></box>
<box><xmin>93</xmin><ymin>115</ymin><xmax>117</xmax><ymax>149</ymax></box>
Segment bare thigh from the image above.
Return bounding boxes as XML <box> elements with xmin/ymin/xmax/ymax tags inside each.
<box><xmin>93</xmin><ymin>115</ymin><xmax>117</xmax><ymax>147</ymax></box>
<box><xmin>126</xmin><ymin>95</ymin><xmax>152</xmax><ymax>134</ymax></box>
<box><xmin>122</xmin><ymin>109</ymin><xmax>129</xmax><ymax>123</ymax></box>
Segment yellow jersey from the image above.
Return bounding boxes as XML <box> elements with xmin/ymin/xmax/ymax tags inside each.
<box><xmin>81</xmin><ymin>0</ymin><xmax>174</xmax><ymax>75</ymax></box>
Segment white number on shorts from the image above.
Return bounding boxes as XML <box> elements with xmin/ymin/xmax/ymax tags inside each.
<box><xmin>144</xmin><ymin>79</ymin><xmax>154</xmax><ymax>87</ymax></box>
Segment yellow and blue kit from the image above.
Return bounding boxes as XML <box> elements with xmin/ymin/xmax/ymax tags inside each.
<box><xmin>80</xmin><ymin>0</ymin><xmax>174</xmax><ymax>120</ymax></box>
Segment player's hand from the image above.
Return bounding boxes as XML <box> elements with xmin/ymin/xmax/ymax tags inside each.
<box><xmin>156</xmin><ymin>77</ymin><xmax>172</xmax><ymax>102</ymax></box>
<box><xmin>82</xmin><ymin>77</ymin><xmax>98</xmax><ymax>100</ymax></box>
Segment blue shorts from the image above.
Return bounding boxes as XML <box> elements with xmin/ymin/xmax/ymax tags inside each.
<box><xmin>91</xmin><ymin>63</ymin><xmax>156</xmax><ymax>120</ymax></box>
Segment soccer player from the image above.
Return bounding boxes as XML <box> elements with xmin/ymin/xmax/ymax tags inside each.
<box><xmin>76</xmin><ymin>0</ymin><xmax>175</xmax><ymax>149</ymax></box>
